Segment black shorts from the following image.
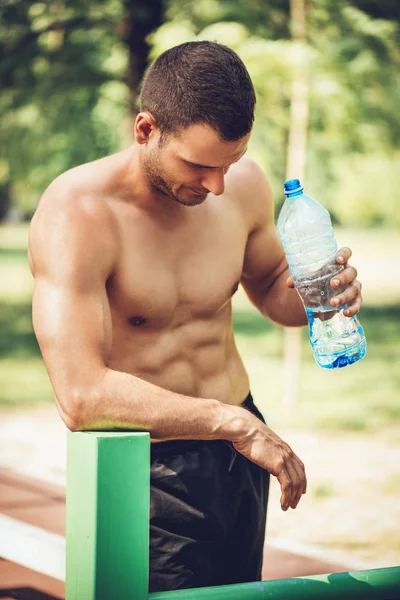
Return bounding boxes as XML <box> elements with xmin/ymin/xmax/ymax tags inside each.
<box><xmin>149</xmin><ymin>392</ymin><xmax>270</xmax><ymax>592</ymax></box>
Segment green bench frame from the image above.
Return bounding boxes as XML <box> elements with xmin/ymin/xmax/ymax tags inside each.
<box><xmin>66</xmin><ymin>432</ymin><xmax>400</xmax><ymax>599</ymax></box>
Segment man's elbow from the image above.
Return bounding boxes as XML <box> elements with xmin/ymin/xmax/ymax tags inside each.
<box><xmin>55</xmin><ymin>387</ymin><xmax>98</xmax><ymax>432</ymax></box>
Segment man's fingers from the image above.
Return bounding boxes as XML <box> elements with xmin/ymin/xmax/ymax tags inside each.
<box><xmin>286</xmin><ymin>275</ymin><xmax>295</xmax><ymax>288</ymax></box>
<box><xmin>276</xmin><ymin>448</ymin><xmax>307</xmax><ymax>510</ymax></box>
<box><xmin>283</xmin><ymin>461</ymin><xmax>301</xmax><ymax>509</ymax></box>
<box><xmin>291</xmin><ymin>458</ymin><xmax>307</xmax><ymax>508</ymax></box>
<box><xmin>343</xmin><ymin>291</ymin><xmax>363</xmax><ymax>317</ymax></box>
<box><xmin>277</xmin><ymin>467</ymin><xmax>292</xmax><ymax>510</ymax></box>
<box><xmin>283</xmin><ymin>453</ymin><xmax>307</xmax><ymax>509</ymax></box>
<box><xmin>232</xmin><ymin>423</ymin><xmax>307</xmax><ymax>512</ymax></box>
<box><xmin>336</xmin><ymin>246</ymin><xmax>352</xmax><ymax>265</ymax></box>
<box><xmin>331</xmin><ymin>280</ymin><xmax>363</xmax><ymax>315</ymax></box>
<box><xmin>331</xmin><ymin>265</ymin><xmax>358</xmax><ymax>290</ymax></box>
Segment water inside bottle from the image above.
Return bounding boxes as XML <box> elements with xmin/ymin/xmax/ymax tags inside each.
<box><xmin>306</xmin><ymin>307</ymin><xmax>367</xmax><ymax>369</ymax></box>
<box><xmin>294</xmin><ymin>261</ymin><xmax>367</xmax><ymax>369</ymax></box>
<box><xmin>295</xmin><ymin>261</ymin><xmax>345</xmax><ymax>310</ymax></box>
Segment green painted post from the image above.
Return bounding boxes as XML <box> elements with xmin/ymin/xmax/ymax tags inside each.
<box><xmin>66</xmin><ymin>431</ymin><xmax>150</xmax><ymax>600</ymax></box>
<box><xmin>66</xmin><ymin>430</ymin><xmax>399</xmax><ymax>600</ymax></box>
<box><xmin>148</xmin><ymin>567</ymin><xmax>400</xmax><ymax>600</ymax></box>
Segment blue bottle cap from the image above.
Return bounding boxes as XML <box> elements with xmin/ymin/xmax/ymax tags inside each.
<box><xmin>284</xmin><ymin>178</ymin><xmax>304</xmax><ymax>195</ymax></box>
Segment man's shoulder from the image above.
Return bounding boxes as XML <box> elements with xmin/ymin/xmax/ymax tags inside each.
<box><xmin>229</xmin><ymin>155</ymin><xmax>273</xmax><ymax>197</ymax></box>
<box><xmin>29</xmin><ymin>159</ymin><xmax>119</xmax><ymax>274</ymax></box>
<box><xmin>227</xmin><ymin>155</ymin><xmax>274</xmax><ymax>224</ymax></box>
<box><xmin>231</xmin><ymin>154</ymin><xmax>264</xmax><ymax>176</ymax></box>
<box><xmin>34</xmin><ymin>159</ymin><xmax>117</xmax><ymax>234</ymax></box>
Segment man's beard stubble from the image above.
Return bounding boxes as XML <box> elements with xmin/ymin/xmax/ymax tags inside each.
<box><xmin>142</xmin><ymin>147</ymin><xmax>207</xmax><ymax>207</ymax></box>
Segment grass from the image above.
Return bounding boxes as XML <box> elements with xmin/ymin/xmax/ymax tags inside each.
<box><xmin>232</xmin><ymin>225</ymin><xmax>400</xmax><ymax>431</ymax></box>
<box><xmin>0</xmin><ymin>223</ymin><xmax>53</xmax><ymax>406</ymax></box>
<box><xmin>313</xmin><ymin>482</ymin><xmax>336</xmax><ymax>499</ymax></box>
<box><xmin>1</xmin><ymin>222</ymin><xmax>400</xmax><ymax>431</ymax></box>
<box><xmin>233</xmin><ymin>298</ymin><xmax>400</xmax><ymax>431</ymax></box>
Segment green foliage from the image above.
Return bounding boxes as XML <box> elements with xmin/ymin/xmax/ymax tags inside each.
<box><xmin>233</xmin><ymin>299</ymin><xmax>400</xmax><ymax>433</ymax></box>
<box><xmin>165</xmin><ymin>0</ymin><xmax>291</xmax><ymax>41</ymax></box>
<box><xmin>333</xmin><ymin>152</ymin><xmax>400</xmax><ymax>227</ymax></box>
<box><xmin>155</xmin><ymin>0</ymin><xmax>400</xmax><ymax>224</ymax></box>
<box><xmin>0</xmin><ymin>0</ymin><xmax>164</xmax><ymax>216</ymax></box>
<box><xmin>0</xmin><ymin>0</ymin><xmax>399</xmax><ymax>226</ymax></box>
<box><xmin>0</xmin><ymin>0</ymin><xmax>127</xmax><ymax>213</ymax></box>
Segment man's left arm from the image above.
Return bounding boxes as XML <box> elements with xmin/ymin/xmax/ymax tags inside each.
<box><xmin>239</xmin><ymin>160</ymin><xmax>363</xmax><ymax>326</ymax></box>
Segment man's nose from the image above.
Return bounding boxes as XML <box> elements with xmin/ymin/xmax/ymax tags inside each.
<box><xmin>201</xmin><ymin>168</ymin><xmax>225</xmax><ymax>196</ymax></box>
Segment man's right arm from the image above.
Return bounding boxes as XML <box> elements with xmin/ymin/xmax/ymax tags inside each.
<box><xmin>29</xmin><ymin>189</ymin><xmax>226</xmax><ymax>438</ymax></box>
<box><xmin>29</xmin><ymin>187</ymin><xmax>306</xmax><ymax>510</ymax></box>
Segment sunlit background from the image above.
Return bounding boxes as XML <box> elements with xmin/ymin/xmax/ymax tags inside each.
<box><xmin>1</xmin><ymin>0</ymin><xmax>399</xmax><ymax>574</ymax></box>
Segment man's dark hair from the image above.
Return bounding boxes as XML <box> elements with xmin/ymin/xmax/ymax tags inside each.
<box><xmin>140</xmin><ymin>41</ymin><xmax>256</xmax><ymax>141</ymax></box>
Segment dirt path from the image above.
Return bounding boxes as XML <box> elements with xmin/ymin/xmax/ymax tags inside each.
<box><xmin>1</xmin><ymin>404</ymin><xmax>399</xmax><ymax>571</ymax></box>
<box><xmin>267</xmin><ymin>425</ymin><xmax>400</xmax><ymax>569</ymax></box>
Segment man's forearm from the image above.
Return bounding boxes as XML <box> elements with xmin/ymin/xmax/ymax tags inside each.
<box><xmin>261</xmin><ymin>269</ymin><xmax>307</xmax><ymax>327</ymax></box>
<box><xmin>71</xmin><ymin>368</ymin><xmax>252</xmax><ymax>443</ymax></box>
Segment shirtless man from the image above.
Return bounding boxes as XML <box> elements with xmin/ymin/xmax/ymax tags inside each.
<box><xmin>28</xmin><ymin>41</ymin><xmax>363</xmax><ymax>592</ymax></box>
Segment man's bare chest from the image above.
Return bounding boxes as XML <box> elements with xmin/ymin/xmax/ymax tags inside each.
<box><xmin>107</xmin><ymin>201</ymin><xmax>249</xmax><ymax>328</ymax></box>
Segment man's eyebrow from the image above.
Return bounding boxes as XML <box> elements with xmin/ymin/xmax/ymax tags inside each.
<box><xmin>183</xmin><ymin>159</ymin><xmax>214</xmax><ymax>168</ymax></box>
<box><xmin>182</xmin><ymin>148</ymin><xmax>248</xmax><ymax>169</ymax></box>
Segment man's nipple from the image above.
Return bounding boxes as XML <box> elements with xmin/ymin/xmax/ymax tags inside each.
<box><xmin>128</xmin><ymin>315</ymin><xmax>148</xmax><ymax>327</ymax></box>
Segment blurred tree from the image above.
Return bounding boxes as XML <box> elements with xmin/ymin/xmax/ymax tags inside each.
<box><xmin>1</xmin><ymin>0</ymin><xmax>399</xmax><ymax>227</ymax></box>
<box><xmin>282</xmin><ymin>0</ymin><xmax>309</xmax><ymax>412</ymax></box>
<box><xmin>0</xmin><ymin>0</ymin><xmax>164</xmax><ymax>217</ymax></box>
<box><xmin>154</xmin><ymin>0</ymin><xmax>400</xmax><ymax>226</ymax></box>
<box><xmin>352</xmin><ymin>0</ymin><xmax>400</xmax><ymax>22</ymax></box>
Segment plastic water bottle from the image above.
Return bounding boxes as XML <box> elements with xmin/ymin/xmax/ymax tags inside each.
<box><xmin>277</xmin><ymin>178</ymin><xmax>367</xmax><ymax>369</ymax></box>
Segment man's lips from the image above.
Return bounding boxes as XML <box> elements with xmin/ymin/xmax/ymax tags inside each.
<box><xmin>190</xmin><ymin>189</ymin><xmax>209</xmax><ymax>195</ymax></box>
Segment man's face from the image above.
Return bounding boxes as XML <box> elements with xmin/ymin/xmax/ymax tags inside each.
<box><xmin>142</xmin><ymin>123</ymin><xmax>250</xmax><ymax>207</ymax></box>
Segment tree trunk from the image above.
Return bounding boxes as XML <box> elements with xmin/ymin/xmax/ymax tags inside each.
<box><xmin>122</xmin><ymin>0</ymin><xmax>165</xmax><ymax>135</ymax></box>
<box><xmin>282</xmin><ymin>0</ymin><xmax>309</xmax><ymax>414</ymax></box>
<box><xmin>0</xmin><ymin>182</ymin><xmax>12</xmax><ymax>222</ymax></box>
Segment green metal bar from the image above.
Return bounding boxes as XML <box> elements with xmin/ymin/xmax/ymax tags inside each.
<box><xmin>66</xmin><ymin>430</ymin><xmax>399</xmax><ymax>600</ymax></box>
<box><xmin>149</xmin><ymin>567</ymin><xmax>400</xmax><ymax>600</ymax></box>
<box><xmin>66</xmin><ymin>431</ymin><xmax>150</xmax><ymax>600</ymax></box>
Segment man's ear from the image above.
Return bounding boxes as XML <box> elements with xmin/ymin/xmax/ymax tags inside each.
<box><xmin>135</xmin><ymin>112</ymin><xmax>158</xmax><ymax>145</ymax></box>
